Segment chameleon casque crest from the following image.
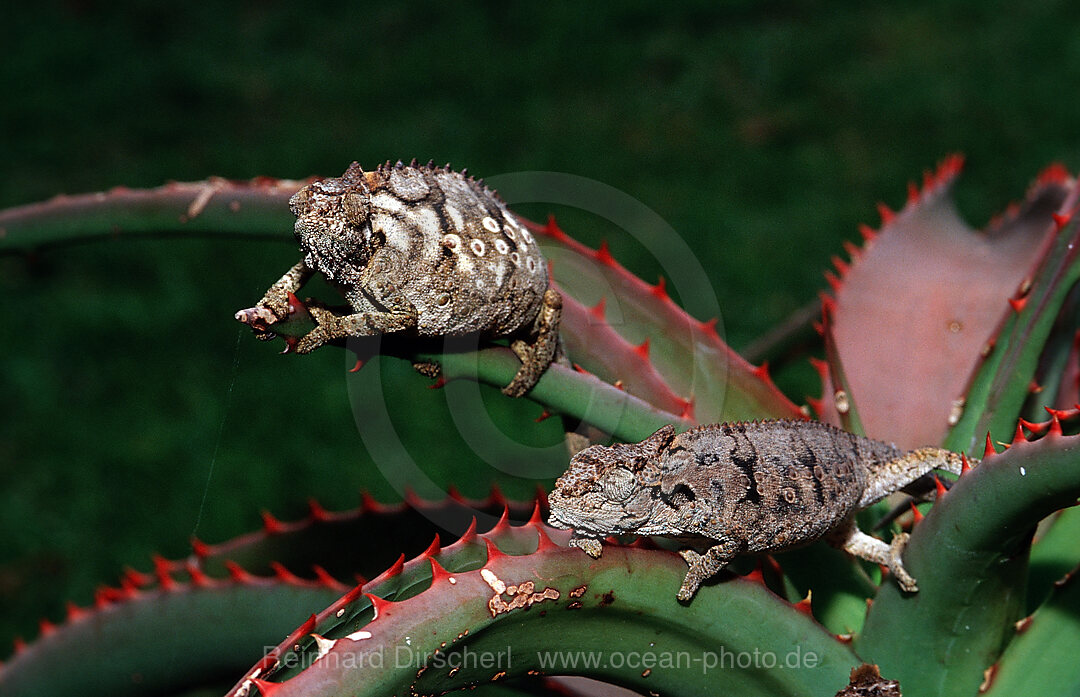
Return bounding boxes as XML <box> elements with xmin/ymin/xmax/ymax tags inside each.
<box><xmin>548</xmin><ymin>420</ymin><xmax>971</xmax><ymax>600</ymax></box>
<box><xmin>239</xmin><ymin>160</ymin><xmax>562</xmax><ymax>397</ymax></box>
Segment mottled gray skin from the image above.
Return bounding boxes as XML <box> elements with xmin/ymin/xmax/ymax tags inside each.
<box><xmin>548</xmin><ymin>420</ymin><xmax>970</xmax><ymax>600</ymax></box>
<box><xmin>245</xmin><ymin>160</ymin><xmax>562</xmax><ymax>396</ymax></box>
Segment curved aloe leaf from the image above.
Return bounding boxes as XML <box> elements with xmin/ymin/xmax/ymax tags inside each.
<box><xmin>982</xmin><ymin>565</ymin><xmax>1080</xmax><ymax>697</ymax></box>
<box><xmin>0</xmin><ymin>494</ymin><xmax>533</xmax><ymax>697</ymax></box>
<box><xmin>946</xmin><ymin>189</ymin><xmax>1080</xmax><ymax>454</ymax></box>
<box><xmin>825</xmin><ymin>158</ymin><xmax>1073</xmax><ymax>448</ymax></box>
<box><xmin>233</xmin><ymin>515</ymin><xmax>857</xmax><ymax>697</ymax></box>
<box><xmin>1026</xmin><ymin>504</ymin><xmax>1080</xmax><ymax>613</ymax></box>
<box><xmin>856</xmin><ymin>429</ymin><xmax>1080</xmax><ymax>696</ymax></box>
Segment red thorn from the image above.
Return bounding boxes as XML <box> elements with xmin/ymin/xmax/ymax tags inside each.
<box><xmin>594</xmin><ymin>240</ymin><xmax>615</xmax><ymax>266</ymax></box>
<box><xmin>261</xmin><ymin>510</ymin><xmax>286</xmax><ymax>535</ymax></box>
<box><xmin>613</xmin><ymin>379</ymin><xmax>625</xmax><ymax>390</ymax></box>
<box><xmin>743</xmin><ymin>560</ymin><xmax>767</xmax><ymax>586</ymax></box>
<box><xmin>383</xmin><ymin>553</ymin><xmax>405</xmax><ymax>580</ymax></box>
<box><xmin>65</xmin><ymin>601</ymin><xmax>86</xmax><ymax>622</ymax></box>
<box><xmin>836</xmin><ymin>633</ymin><xmax>854</xmax><ymax>644</ymax></box>
<box><xmin>808</xmin><ymin>357</ymin><xmax>829</xmax><ymax>378</ymax></box>
<box><xmin>271</xmin><ymin>562</ymin><xmax>304</xmax><ymax>585</ymax></box>
<box><xmin>906</xmin><ymin>181</ymin><xmax>919</xmax><ymax>204</ymax></box>
<box><xmin>533</xmin><ymin>524</ymin><xmax>559</xmax><ymax>552</ymax></box>
<box><xmin>254</xmin><ymin>651</ymin><xmax>280</xmax><ymax>674</ymax></box>
<box><xmin>1038</xmin><ymin>162</ymin><xmax>1071</xmax><ymax>185</ymax></box>
<box><xmin>359</xmin><ymin>491</ymin><xmax>381</xmax><ymax>512</ymax></box>
<box><xmin>679</xmin><ymin>397</ymin><xmax>696</xmax><ymax>421</ymax></box>
<box><xmin>877</xmin><ymin>202</ymin><xmax>895</xmax><ymax>225</ymax></box>
<box><xmin>459</xmin><ymin>517</ymin><xmax>478</xmax><ymax>545</ymax></box>
<box><xmin>858</xmin><ymin>223</ymin><xmax>877</xmax><ymax>241</ymax></box>
<box><xmin>286</xmin><ymin>292</ymin><xmax>304</xmax><ymax>315</ymax></box>
<box><xmin>824</xmin><ymin>270</ymin><xmax>842</xmax><ymax>293</ymax></box>
<box><xmin>1049</xmin><ymin>414</ymin><xmax>1064</xmax><ymax>437</ymax></box>
<box><xmin>1052</xmin><ymin>212</ymin><xmax>1073</xmax><ymax>230</ymax></box>
<box><xmin>542</xmin><ymin>215</ymin><xmax>568</xmax><ymax>242</ymax></box>
<box><xmin>93</xmin><ymin>588</ymin><xmax>113</xmax><ymax>608</ymax></box>
<box><xmin>364</xmin><ymin>592</ymin><xmax>394</xmax><ymax>621</ymax></box>
<box><xmin>12</xmin><ymin>637</ymin><xmax>26</xmax><ymax>654</ymax></box>
<box><xmin>699</xmin><ymin>316</ymin><xmax>720</xmax><ymax>340</ymax></box>
<box><xmin>483</xmin><ymin>536</ymin><xmax>508</xmax><ymax>562</ymax></box>
<box><xmin>251</xmin><ymin>678</ymin><xmax>285</xmax><ymax>696</ymax></box>
<box><xmin>153</xmin><ymin>555</ymin><xmax>177</xmax><ymax>591</ymax></box>
<box><xmin>1013</xmin><ymin>422</ymin><xmax>1028</xmax><ymax>444</ymax></box>
<box><xmin>909</xmin><ymin>502</ymin><xmax>924</xmax><ymax>523</ymax></box>
<box><xmin>588</xmin><ymin>297</ymin><xmax>607</xmax><ymax>321</ymax></box>
<box><xmin>933</xmin><ymin>475</ymin><xmax>948</xmax><ymax>499</ymax></box>
<box><xmin>842</xmin><ymin>240</ymin><xmax>862</xmax><ymax>260</ymax></box>
<box><xmin>307</xmin><ymin>498</ymin><xmax>332</xmax><ymax>522</ymax></box>
<box><xmin>984</xmin><ymin>433</ymin><xmax>997</xmax><ymax>459</ymax></box>
<box><xmin>572</xmin><ymin>362</ymin><xmax>589</xmax><ymax>375</ymax></box>
<box><xmin>634</xmin><ymin>338</ymin><xmax>651</xmax><ymax>360</ymax></box>
<box><xmin>445</xmin><ymin>484</ymin><xmax>465</xmax><ymax>502</ymax></box>
<box><xmin>403</xmin><ymin>487</ymin><xmax>424</xmax><ymax>509</ymax></box>
<box><xmin>527</xmin><ymin>499</ymin><xmax>544</xmax><ymax>526</ymax></box>
<box><xmin>489</xmin><ymin>506</ymin><xmax>512</xmax><ymax>536</ymax></box>
<box><xmin>312</xmin><ymin>565</ymin><xmax>343</xmax><ymax>589</ymax></box>
<box><xmin>1020</xmin><ymin>418</ymin><xmax>1050</xmax><ymax>435</ymax></box>
<box><xmin>534</xmin><ymin>409</ymin><xmax>554</xmax><ymax>423</ymax></box>
<box><xmin>831</xmin><ymin>255</ymin><xmax>850</xmax><ymax>276</ymax></box>
<box><xmin>751</xmin><ymin>361</ymin><xmax>772</xmax><ymax>383</ymax></box>
<box><xmin>190</xmin><ymin>537</ymin><xmax>211</xmax><ymax>558</ymax></box>
<box><xmin>1009</xmin><ymin>296</ymin><xmax>1028</xmax><ymax>313</ymax></box>
<box><xmin>123</xmin><ymin>566</ymin><xmax>152</xmax><ymax>588</ymax></box>
<box><xmin>1029</xmin><ymin>380</ymin><xmax>1044</xmax><ymax>394</ymax></box>
<box><xmin>185</xmin><ymin>561</ymin><xmax>211</xmax><ymax>588</ymax></box>
<box><xmin>38</xmin><ymin>618</ymin><xmax>57</xmax><ymax>637</ymax></box>
<box><xmin>428</xmin><ymin>376</ymin><xmax>447</xmax><ymax>390</ymax></box>
<box><xmin>340</xmin><ymin>579</ymin><xmax>366</xmax><ymax>606</ymax></box>
<box><xmin>225</xmin><ymin>560</ymin><xmax>254</xmax><ymax>584</ymax></box>
<box><xmin>348</xmin><ymin>357</ymin><xmax>365</xmax><ymax>373</ymax></box>
<box><xmin>1045</xmin><ymin>406</ymin><xmax>1074</xmax><ymax>421</ymax></box>
<box><xmin>792</xmin><ymin>593</ymin><xmax>813</xmax><ymax>617</ymax></box>
<box><xmin>651</xmin><ymin>276</ymin><xmax>669</xmax><ymax>300</ymax></box>
<box><xmin>428</xmin><ymin>556</ymin><xmax>454</xmax><ymax>585</ymax></box>
<box><xmin>960</xmin><ymin>454</ymin><xmax>972</xmax><ymax>475</ymax></box>
<box><xmin>422</xmin><ymin>534</ymin><xmax>442</xmax><ymax>558</ymax></box>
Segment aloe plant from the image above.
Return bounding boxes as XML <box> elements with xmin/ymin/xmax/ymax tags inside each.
<box><xmin>1</xmin><ymin>156</ymin><xmax>1078</xmax><ymax>696</ymax></box>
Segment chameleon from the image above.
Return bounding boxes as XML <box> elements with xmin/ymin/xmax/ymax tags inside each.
<box><xmin>546</xmin><ymin>419</ymin><xmax>973</xmax><ymax>601</ymax></box>
<box><xmin>236</xmin><ymin>160</ymin><xmax>562</xmax><ymax>397</ymax></box>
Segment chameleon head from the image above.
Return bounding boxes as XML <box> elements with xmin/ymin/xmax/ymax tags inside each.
<box><xmin>547</xmin><ymin>425</ymin><xmax>677</xmax><ymax>537</ymax></box>
<box><xmin>289</xmin><ymin>161</ymin><xmax>375</xmax><ymax>285</ymax></box>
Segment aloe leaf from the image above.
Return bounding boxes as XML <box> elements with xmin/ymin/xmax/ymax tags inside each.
<box><xmin>982</xmin><ymin>564</ymin><xmax>1080</xmax><ymax>696</ymax></box>
<box><xmin>946</xmin><ymin>194</ymin><xmax>1080</xmax><ymax>454</ymax></box>
<box><xmin>0</xmin><ymin>495</ymin><xmax>532</xmax><ymax>697</ymax></box>
<box><xmin>825</xmin><ymin>158</ymin><xmax>1072</xmax><ymax>448</ymax></box>
<box><xmin>1026</xmin><ymin>504</ymin><xmax>1080</xmax><ymax>612</ymax></box>
<box><xmin>236</xmin><ymin>517</ymin><xmax>857</xmax><ymax>697</ymax></box>
<box><xmin>856</xmin><ymin>430</ymin><xmax>1080</xmax><ymax>697</ymax></box>
<box><xmin>0</xmin><ymin>580</ymin><xmax>343</xmax><ymax>697</ymax></box>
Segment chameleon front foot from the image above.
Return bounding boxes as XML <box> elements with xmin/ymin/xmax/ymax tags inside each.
<box><xmin>676</xmin><ymin>544</ymin><xmax>737</xmax><ymax>601</ymax></box>
<box><xmin>502</xmin><ymin>289</ymin><xmax>563</xmax><ymax>397</ymax></box>
<box><xmin>887</xmin><ymin>532</ymin><xmax>918</xmax><ymax>592</ymax></box>
<box><xmin>568</xmin><ymin>535</ymin><xmax>604</xmax><ymax>558</ymax></box>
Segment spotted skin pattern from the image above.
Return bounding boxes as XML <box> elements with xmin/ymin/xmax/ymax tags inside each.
<box><xmin>547</xmin><ymin>420</ymin><xmax>971</xmax><ymax>600</ymax></box>
<box><xmin>247</xmin><ymin>160</ymin><xmax>562</xmax><ymax>397</ymax></box>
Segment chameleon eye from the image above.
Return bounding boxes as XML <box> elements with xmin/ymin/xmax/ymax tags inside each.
<box><xmin>341</xmin><ymin>191</ymin><xmax>370</xmax><ymax>225</ymax></box>
<box><xmin>600</xmin><ymin>468</ymin><xmax>635</xmax><ymax>502</ymax></box>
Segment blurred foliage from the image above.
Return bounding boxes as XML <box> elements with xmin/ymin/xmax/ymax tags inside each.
<box><xmin>2</xmin><ymin>0</ymin><xmax>1079</xmax><ymax>650</ymax></box>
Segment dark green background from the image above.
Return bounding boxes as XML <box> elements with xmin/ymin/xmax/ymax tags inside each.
<box><xmin>3</xmin><ymin>0</ymin><xmax>1079</xmax><ymax>650</ymax></box>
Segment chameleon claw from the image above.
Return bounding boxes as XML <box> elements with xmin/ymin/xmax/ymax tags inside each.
<box><xmin>569</xmin><ymin>536</ymin><xmax>603</xmax><ymax>558</ymax></box>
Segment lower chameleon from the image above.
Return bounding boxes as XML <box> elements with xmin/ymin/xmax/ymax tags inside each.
<box><xmin>546</xmin><ymin>420</ymin><xmax>974</xmax><ymax>601</ymax></box>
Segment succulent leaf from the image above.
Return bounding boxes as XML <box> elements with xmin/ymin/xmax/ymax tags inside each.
<box><xmin>856</xmin><ymin>430</ymin><xmax>1080</xmax><ymax>696</ymax></box>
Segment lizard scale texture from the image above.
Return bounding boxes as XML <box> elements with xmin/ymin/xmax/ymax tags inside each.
<box><xmin>548</xmin><ymin>419</ymin><xmax>969</xmax><ymax>599</ymax></box>
<box><xmin>241</xmin><ymin>160</ymin><xmax>562</xmax><ymax>396</ymax></box>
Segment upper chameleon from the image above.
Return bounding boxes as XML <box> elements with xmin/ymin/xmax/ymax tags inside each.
<box><xmin>547</xmin><ymin>420</ymin><xmax>973</xmax><ymax>600</ymax></box>
<box><xmin>237</xmin><ymin>160</ymin><xmax>563</xmax><ymax>397</ymax></box>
